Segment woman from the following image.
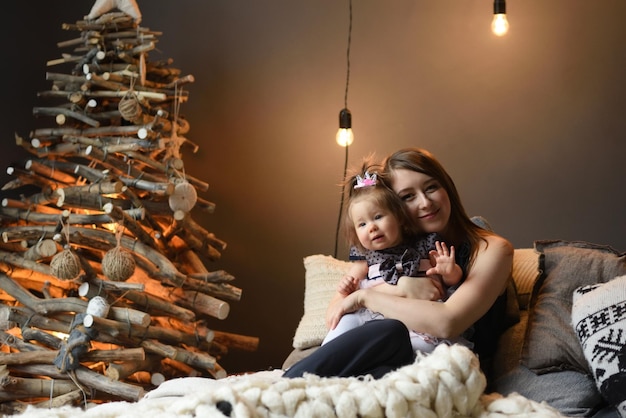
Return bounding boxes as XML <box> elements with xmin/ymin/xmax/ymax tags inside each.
<box><xmin>283</xmin><ymin>147</ymin><xmax>514</xmax><ymax>379</ymax></box>
<box><xmin>321</xmin><ymin>161</ymin><xmax>464</xmax><ymax>353</ymax></box>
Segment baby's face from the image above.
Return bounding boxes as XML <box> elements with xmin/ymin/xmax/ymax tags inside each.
<box><xmin>350</xmin><ymin>199</ymin><xmax>403</xmax><ymax>251</ymax></box>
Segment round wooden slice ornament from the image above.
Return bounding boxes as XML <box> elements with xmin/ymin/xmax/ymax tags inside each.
<box><xmin>168</xmin><ymin>180</ymin><xmax>197</xmax><ymax>213</ymax></box>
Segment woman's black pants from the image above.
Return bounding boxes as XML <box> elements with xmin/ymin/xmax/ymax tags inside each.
<box><xmin>283</xmin><ymin>319</ymin><xmax>415</xmax><ymax>379</ymax></box>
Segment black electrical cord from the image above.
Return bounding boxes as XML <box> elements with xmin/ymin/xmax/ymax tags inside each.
<box><xmin>333</xmin><ymin>0</ymin><xmax>352</xmax><ymax>259</ymax></box>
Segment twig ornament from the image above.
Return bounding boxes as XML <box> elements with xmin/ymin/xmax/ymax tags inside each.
<box><xmin>50</xmin><ymin>221</ymin><xmax>81</xmax><ymax>281</ymax></box>
<box><xmin>102</xmin><ymin>224</ymin><xmax>136</xmax><ymax>282</ymax></box>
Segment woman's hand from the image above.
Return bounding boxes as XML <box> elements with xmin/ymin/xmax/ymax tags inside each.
<box><xmin>394</xmin><ymin>275</ymin><xmax>444</xmax><ymax>301</ymax></box>
<box><xmin>325</xmin><ymin>290</ymin><xmax>364</xmax><ymax>330</ymax></box>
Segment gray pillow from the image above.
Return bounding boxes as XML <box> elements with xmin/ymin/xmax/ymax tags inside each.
<box><xmin>521</xmin><ymin>240</ymin><xmax>626</xmax><ymax>374</ymax></box>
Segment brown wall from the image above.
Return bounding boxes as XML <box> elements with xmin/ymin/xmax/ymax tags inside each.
<box><xmin>2</xmin><ymin>1</ymin><xmax>625</xmax><ymax>374</ymax></box>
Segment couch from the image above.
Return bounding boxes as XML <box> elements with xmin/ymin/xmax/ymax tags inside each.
<box><xmin>283</xmin><ymin>240</ymin><xmax>626</xmax><ymax>418</ymax></box>
<box><xmin>12</xmin><ymin>240</ymin><xmax>626</xmax><ymax>418</ymax></box>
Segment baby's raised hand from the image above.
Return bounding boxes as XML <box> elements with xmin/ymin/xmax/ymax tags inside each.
<box><xmin>427</xmin><ymin>241</ymin><xmax>461</xmax><ymax>285</ymax></box>
<box><xmin>337</xmin><ymin>275</ymin><xmax>360</xmax><ymax>295</ymax></box>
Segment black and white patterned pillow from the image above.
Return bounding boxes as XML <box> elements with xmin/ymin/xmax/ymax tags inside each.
<box><xmin>572</xmin><ymin>275</ymin><xmax>626</xmax><ymax>418</ymax></box>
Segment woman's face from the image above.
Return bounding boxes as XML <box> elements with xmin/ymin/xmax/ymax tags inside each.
<box><xmin>389</xmin><ymin>168</ymin><xmax>451</xmax><ymax>234</ymax></box>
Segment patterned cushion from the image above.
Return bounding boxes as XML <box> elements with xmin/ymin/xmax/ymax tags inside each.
<box><xmin>572</xmin><ymin>275</ymin><xmax>626</xmax><ymax>417</ymax></box>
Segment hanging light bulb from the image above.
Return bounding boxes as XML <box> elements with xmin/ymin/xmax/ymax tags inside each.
<box><xmin>336</xmin><ymin>108</ymin><xmax>354</xmax><ymax>147</ymax></box>
<box><xmin>492</xmin><ymin>0</ymin><xmax>509</xmax><ymax>37</ymax></box>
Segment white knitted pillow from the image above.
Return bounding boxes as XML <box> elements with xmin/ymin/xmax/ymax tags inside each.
<box><xmin>572</xmin><ymin>275</ymin><xmax>626</xmax><ymax>417</ymax></box>
<box><xmin>292</xmin><ymin>255</ymin><xmax>350</xmax><ymax>349</ymax></box>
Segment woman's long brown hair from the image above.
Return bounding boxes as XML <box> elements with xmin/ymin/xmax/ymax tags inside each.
<box><xmin>382</xmin><ymin>147</ymin><xmax>491</xmax><ymax>269</ymax></box>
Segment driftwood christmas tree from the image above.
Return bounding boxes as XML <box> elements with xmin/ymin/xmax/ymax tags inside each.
<box><xmin>0</xmin><ymin>1</ymin><xmax>258</xmax><ymax>414</ymax></box>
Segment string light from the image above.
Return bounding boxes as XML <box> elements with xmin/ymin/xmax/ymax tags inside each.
<box><xmin>334</xmin><ymin>0</ymin><xmax>353</xmax><ymax>258</ymax></box>
<box><xmin>336</xmin><ymin>108</ymin><xmax>354</xmax><ymax>147</ymax></box>
<box><xmin>492</xmin><ymin>0</ymin><xmax>509</xmax><ymax>36</ymax></box>
<box><xmin>336</xmin><ymin>0</ymin><xmax>353</xmax><ymax>148</ymax></box>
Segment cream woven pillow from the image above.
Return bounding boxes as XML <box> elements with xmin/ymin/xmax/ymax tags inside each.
<box><xmin>292</xmin><ymin>254</ymin><xmax>351</xmax><ymax>349</ymax></box>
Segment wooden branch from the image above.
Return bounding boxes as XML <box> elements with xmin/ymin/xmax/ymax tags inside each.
<box><xmin>183</xmin><ymin>279</ymin><xmax>242</xmax><ymax>303</ymax></box>
<box><xmin>170</xmin><ymin>234</ymin><xmax>221</xmax><ymax>262</ymax></box>
<box><xmin>108</xmin><ymin>307</ymin><xmax>151</xmax><ymax>327</ymax></box>
<box><xmin>0</xmin><ymin>274</ymin><xmax>86</xmax><ymax>315</ymax></box>
<box><xmin>0</xmin><ymin>368</ymin><xmax>79</xmax><ymax>401</ymax></box>
<box><xmin>121</xmin><ymin>290</ymin><xmax>195</xmax><ymax>322</ymax></box>
<box><xmin>0</xmin><ymin>206</ymin><xmax>145</xmax><ymax>226</ymax></box>
<box><xmin>63</xmin><ymin>134</ymin><xmax>162</xmax><ymax>152</ymax></box>
<box><xmin>188</xmin><ymin>270</ymin><xmax>235</xmax><ymax>283</ymax></box>
<box><xmin>33</xmin><ymin>389</ymin><xmax>85</xmax><ymax>409</ymax></box>
<box><xmin>105</xmin><ymin>354</ymin><xmax>160</xmax><ymax>381</ymax></box>
<box><xmin>24</xmin><ymin>160</ymin><xmax>77</xmax><ymax>184</ymax></box>
<box><xmin>3</xmin><ymin>167</ymin><xmax>60</xmax><ymax>191</ymax></box>
<box><xmin>212</xmin><ymin>331</ymin><xmax>260</xmax><ymax>352</ymax></box>
<box><xmin>103</xmin><ymin>202</ymin><xmax>158</xmax><ymax>250</ymax></box>
<box><xmin>33</xmin><ymin>106</ymin><xmax>100</xmax><ymax>128</ymax></box>
<box><xmin>0</xmin><ymin>306</ymin><xmax>71</xmax><ymax>335</ymax></box>
<box><xmin>23</xmin><ymin>239</ymin><xmax>58</xmax><ymax>261</ymax></box>
<box><xmin>161</xmin><ymin>357</ymin><xmax>201</xmax><ymax>378</ymax></box>
<box><xmin>81</xmin><ymin>144</ymin><xmax>166</xmax><ymax>184</ymax></box>
<box><xmin>131</xmin><ymin>277</ymin><xmax>230</xmax><ymax>320</ymax></box>
<box><xmin>0</xmin><ymin>347</ymin><xmax>145</xmax><ymax>366</ymax></box>
<box><xmin>0</xmin><ymin>331</ymin><xmax>47</xmax><ymax>353</ymax></box>
<box><xmin>0</xmin><ymin>267</ymin><xmax>72</xmax><ymax>299</ymax></box>
<box><xmin>20</xmin><ymin>327</ymin><xmax>62</xmax><ymax>350</ymax></box>
<box><xmin>11</xmin><ymin>364</ymin><xmax>144</xmax><ymax>401</ymax></box>
<box><xmin>141</xmin><ymin>339</ymin><xmax>216</xmax><ymax>371</ymax></box>
<box><xmin>77</xmin><ymin>279</ymin><xmax>144</xmax><ymax>298</ymax></box>
<box><xmin>32</xmin><ymin>158</ymin><xmax>105</xmax><ymax>183</ymax></box>
<box><xmin>184</xmin><ymin>217</ymin><xmax>227</xmax><ymax>251</ymax></box>
<box><xmin>89</xmin><ymin>316</ymin><xmax>209</xmax><ymax>349</ymax></box>
<box><xmin>151</xmin><ymin>316</ymin><xmax>214</xmax><ymax>343</ymax></box>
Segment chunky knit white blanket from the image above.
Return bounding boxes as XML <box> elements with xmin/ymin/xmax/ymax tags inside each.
<box><xmin>12</xmin><ymin>345</ymin><xmax>563</xmax><ymax>418</ymax></box>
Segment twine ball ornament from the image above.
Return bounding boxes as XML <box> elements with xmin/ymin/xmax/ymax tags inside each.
<box><xmin>50</xmin><ymin>247</ymin><xmax>81</xmax><ymax>281</ymax></box>
<box><xmin>118</xmin><ymin>92</ymin><xmax>142</xmax><ymax>122</ymax></box>
<box><xmin>102</xmin><ymin>245</ymin><xmax>135</xmax><ymax>282</ymax></box>
<box><xmin>168</xmin><ymin>180</ymin><xmax>197</xmax><ymax>213</ymax></box>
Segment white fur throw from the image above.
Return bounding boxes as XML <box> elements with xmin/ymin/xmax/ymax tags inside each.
<box><xmin>13</xmin><ymin>345</ymin><xmax>563</xmax><ymax>418</ymax></box>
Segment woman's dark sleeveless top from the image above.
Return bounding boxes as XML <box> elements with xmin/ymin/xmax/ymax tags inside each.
<box><xmin>455</xmin><ymin>241</ymin><xmax>512</xmax><ymax>364</ymax></box>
